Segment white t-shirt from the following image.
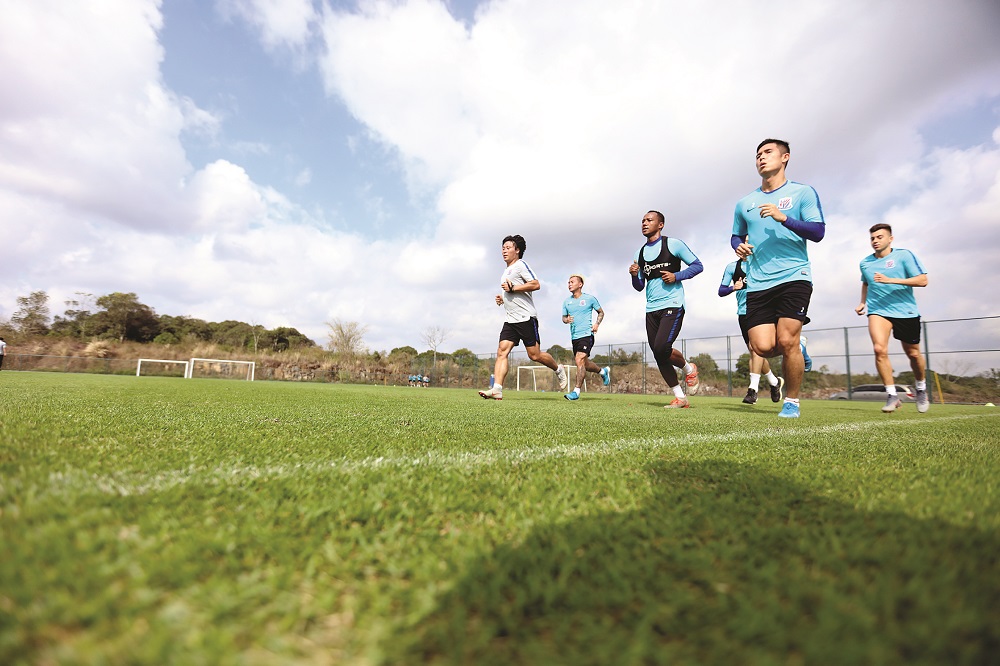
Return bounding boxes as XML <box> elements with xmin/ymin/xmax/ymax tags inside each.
<box><xmin>0</xmin><ymin>340</ymin><xmax>6</xmax><ymax>355</ymax></box>
<box><xmin>501</xmin><ymin>259</ymin><xmax>538</xmax><ymax>323</ymax></box>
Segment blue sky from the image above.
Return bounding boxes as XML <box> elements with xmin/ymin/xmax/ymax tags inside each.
<box><xmin>2</xmin><ymin>0</ymin><xmax>1000</xmax><ymax>368</ymax></box>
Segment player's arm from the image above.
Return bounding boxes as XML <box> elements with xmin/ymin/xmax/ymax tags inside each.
<box><xmin>509</xmin><ymin>279</ymin><xmax>540</xmax><ymax>293</ymax></box>
<box><xmin>873</xmin><ymin>273</ymin><xmax>927</xmax><ymax>287</ymax></box>
<box><xmin>667</xmin><ymin>239</ymin><xmax>703</xmax><ymax>282</ymax></box>
<box><xmin>719</xmin><ymin>263</ymin><xmax>736</xmax><ymax>297</ymax></box>
<box><xmin>593</xmin><ymin>307</ymin><xmax>604</xmax><ymax>332</ymax></box>
<box><xmin>629</xmin><ymin>255</ymin><xmax>644</xmax><ymax>291</ymax></box>
<box><xmin>562</xmin><ymin>305</ymin><xmax>572</xmax><ymax>324</ymax></box>
<box><xmin>855</xmin><ymin>281</ymin><xmax>867</xmax><ymax>315</ymax></box>
<box><xmin>760</xmin><ymin>187</ymin><xmax>825</xmax><ymax>242</ymax></box>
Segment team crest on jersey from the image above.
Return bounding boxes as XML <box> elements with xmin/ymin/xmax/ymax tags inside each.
<box><xmin>777</xmin><ymin>197</ymin><xmax>792</xmax><ymax>210</ymax></box>
<box><xmin>885</xmin><ymin>259</ymin><xmax>895</xmax><ymax>269</ymax></box>
<box><xmin>579</xmin><ymin>299</ymin><xmax>587</xmax><ymax>306</ymax></box>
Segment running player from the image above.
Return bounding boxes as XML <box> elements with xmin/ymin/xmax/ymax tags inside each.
<box><xmin>719</xmin><ymin>257</ymin><xmax>784</xmax><ymax>405</ymax></box>
<box><xmin>479</xmin><ymin>234</ymin><xmax>567</xmax><ymax>400</ymax></box>
<box><xmin>561</xmin><ymin>274</ymin><xmax>611</xmax><ymax>400</ymax></box>
<box><xmin>629</xmin><ymin>210</ymin><xmax>703</xmax><ymax>408</ymax></box>
<box><xmin>856</xmin><ymin>223</ymin><xmax>930</xmax><ymax>413</ymax></box>
<box><xmin>732</xmin><ymin>139</ymin><xmax>825</xmax><ymax>418</ymax></box>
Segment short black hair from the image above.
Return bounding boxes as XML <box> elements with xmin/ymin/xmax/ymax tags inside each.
<box><xmin>757</xmin><ymin>138</ymin><xmax>790</xmax><ymax>155</ymax></box>
<box><xmin>502</xmin><ymin>234</ymin><xmax>526</xmax><ymax>258</ymax></box>
<box><xmin>869</xmin><ymin>223</ymin><xmax>892</xmax><ymax>235</ymax></box>
<box><xmin>647</xmin><ymin>210</ymin><xmax>665</xmax><ymax>225</ymax></box>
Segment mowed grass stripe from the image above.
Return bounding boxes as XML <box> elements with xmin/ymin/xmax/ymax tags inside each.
<box><xmin>39</xmin><ymin>413</ymin><xmax>998</xmax><ymax>498</ymax></box>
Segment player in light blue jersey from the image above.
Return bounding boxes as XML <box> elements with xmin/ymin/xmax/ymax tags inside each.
<box><xmin>732</xmin><ymin>139</ymin><xmax>825</xmax><ymax>418</ymax></box>
<box><xmin>629</xmin><ymin>210</ymin><xmax>703</xmax><ymax>408</ymax></box>
<box><xmin>561</xmin><ymin>274</ymin><xmax>610</xmax><ymax>400</ymax></box>
<box><xmin>719</xmin><ymin>258</ymin><xmax>783</xmax><ymax>405</ymax></box>
<box><xmin>856</xmin><ymin>223</ymin><xmax>929</xmax><ymax>413</ymax></box>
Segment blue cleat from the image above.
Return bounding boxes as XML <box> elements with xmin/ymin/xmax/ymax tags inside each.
<box><xmin>778</xmin><ymin>401</ymin><xmax>800</xmax><ymax>418</ymax></box>
<box><xmin>564</xmin><ymin>392</ymin><xmax>580</xmax><ymax>401</ymax></box>
<box><xmin>601</xmin><ymin>366</ymin><xmax>611</xmax><ymax>386</ymax></box>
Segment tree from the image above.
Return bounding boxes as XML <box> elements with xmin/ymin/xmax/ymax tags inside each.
<box><xmin>326</xmin><ymin>319</ymin><xmax>368</xmax><ymax>357</ymax></box>
<box><xmin>92</xmin><ymin>292</ymin><xmax>159</xmax><ymax>342</ymax></box>
<box><xmin>452</xmin><ymin>348</ymin><xmax>478</xmax><ymax>367</ymax></box>
<box><xmin>546</xmin><ymin>344</ymin><xmax>572</xmax><ymax>363</ymax></box>
<box><xmin>420</xmin><ymin>325</ymin><xmax>449</xmax><ymax>367</ymax></box>
<box><xmin>50</xmin><ymin>292</ymin><xmax>96</xmax><ymax>338</ymax></box>
<box><xmin>11</xmin><ymin>290</ymin><xmax>50</xmax><ymax>336</ymax></box>
<box><xmin>688</xmin><ymin>353</ymin><xmax>719</xmax><ymax>377</ymax></box>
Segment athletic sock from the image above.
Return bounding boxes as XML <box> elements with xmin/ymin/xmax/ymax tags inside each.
<box><xmin>885</xmin><ymin>385</ymin><xmax>897</xmax><ymax>396</ymax></box>
<box><xmin>765</xmin><ymin>371</ymin><xmax>779</xmax><ymax>386</ymax></box>
<box><xmin>749</xmin><ymin>373</ymin><xmax>761</xmax><ymax>391</ymax></box>
<box><xmin>784</xmin><ymin>397</ymin><xmax>800</xmax><ymax>406</ymax></box>
<box><xmin>672</xmin><ymin>384</ymin><xmax>686</xmax><ymax>399</ymax></box>
<box><xmin>915</xmin><ymin>379</ymin><xmax>927</xmax><ymax>391</ymax></box>
<box><xmin>682</xmin><ymin>363</ymin><xmax>694</xmax><ymax>376</ymax></box>
<box><xmin>570</xmin><ymin>388</ymin><xmax>580</xmax><ymax>397</ymax></box>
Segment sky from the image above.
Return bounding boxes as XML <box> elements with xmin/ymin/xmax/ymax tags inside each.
<box><xmin>2</xmin><ymin>0</ymin><xmax>1000</xmax><ymax>367</ymax></box>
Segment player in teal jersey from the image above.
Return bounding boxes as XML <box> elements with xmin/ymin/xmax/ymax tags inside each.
<box><xmin>856</xmin><ymin>223</ymin><xmax>929</xmax><ymax>413</ymax></box>
<box><xmin>561</xmin><ymin>274</ymin><xmax>610</xmax><ymax>400</ymax></box>
<box><xmin>630</xmin><ymin>210</ymin><xmax>703</xmax><ymax>408</ymax></box>
<box><xmin>732</xmin><ymin>139</ymin><xmax>825</xmax><ymax>418</ymax></box>
<box><xmin>719</xmin><ymin>258</ymin><xmax>783</xmax><ymax>405</ymax></box>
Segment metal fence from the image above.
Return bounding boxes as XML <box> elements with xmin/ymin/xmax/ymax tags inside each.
<box><xmin>4</xmin><ymin>316</ymin><xmax>998</xmax><ymax>403</ymax></box>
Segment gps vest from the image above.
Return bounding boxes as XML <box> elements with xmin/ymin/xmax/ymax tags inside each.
<box><xmin>637</xmin><ymin>237</ymin><xmax>681</xmax><ymax>280</ymax></box>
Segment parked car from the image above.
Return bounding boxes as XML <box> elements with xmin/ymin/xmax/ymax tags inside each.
<box><xmin>828</xmin><ymin>384</ymin><xmax>915</xmax><ymax>401</ymax></box>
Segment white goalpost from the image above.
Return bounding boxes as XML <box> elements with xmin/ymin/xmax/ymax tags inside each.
<box><xmin>185</xmin><ymin>358</ymin><xmax>256</xmax><ymax>381</ymax></box>
<box><xmin>515</xmin><ymin>364</ymin><xmax>584</xmax><ymax>392</ymax></box>
<box><xmin>136</xmin><ymin>359</ymin><xmax>190</xmax><ymax>377</ymax></box>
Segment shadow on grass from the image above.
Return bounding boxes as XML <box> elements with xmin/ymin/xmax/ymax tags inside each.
<box><xmin>388</xmin><ymin>459</ymin><xmax>999</xmax><ymax>665</ymax></box>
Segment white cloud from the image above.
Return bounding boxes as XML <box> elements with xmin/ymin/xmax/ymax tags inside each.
<box><xmin>2</xmin><ymin>0</ymin><xmax>1000</xmax><ymax>369</ymax></box>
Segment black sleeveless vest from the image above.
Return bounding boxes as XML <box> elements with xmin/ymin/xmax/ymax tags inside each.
<box><xmin>637</xmin><ymin>237</ymin><xmax>681</xmax><ymax>280</ymax></box>
<box><xmin>733</xmin><ymin>258</ymin><xmax>746</xmax><ymax>283</ymax></box>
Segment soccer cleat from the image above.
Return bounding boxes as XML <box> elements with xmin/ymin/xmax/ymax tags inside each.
<box><xmin>778</xmin><ymin>401</ymin><xmax>800</xmax><ymax>418</ymax></box>
<box><xmin>742</xmin><ymin>388</ymin><xmax>758</xmax><ymax>405</ymax></box>
<box><xmin>800</xmin><ymin>338</ymin><xmax>813</xmax><ymax>372</ymax></box>
<box><xmin>685</xmin><ymin>363</ymin><xmax>700</xmax><ymax>395</ymax></box>
<box><xmin>564</xmin><ymin>392</ymin><xmax>580</xmax><ymax>401</ymax></box>
<box><xmin>478</xmin><ymin>385</ymin><xmax>503</xmax><ymax>400</ymax></box>
<box><xmin>665</xmin><ymin>397</ymin><xmax>690</xmax><ymax>409</ymax></box>
<box><xmin>882</xmin><ymin>394</ymin><xmax>902</xmax><ymax>413</ymax></box>
<box><xmin>770</xmin><ymin>377</ymin><xmax>785</xmax><ymax>403</ymax></box>
<box><xmin>915</xmin><ymin>389</ymin><xmax>929</xmax><ymax>413</ymax></box>
<box><xmin>601</xmin><ymin>366</ymin><xmax>611</xmax><ymax>386</ymax></box>
<box><xmin>556</xmin><ymin>366</ymin><xmax>568</xmax><ymax>391</ymax></box>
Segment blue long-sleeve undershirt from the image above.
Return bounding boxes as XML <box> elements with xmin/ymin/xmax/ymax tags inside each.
<box><xmin>718</xmin><ymin>284</ymin><xmax>735</xmax><ymax>297</ymax></box>
<box><xmin>782</xmin><ymin>216</ymin><xmax>825</xmax><ymax>242</ymax></box>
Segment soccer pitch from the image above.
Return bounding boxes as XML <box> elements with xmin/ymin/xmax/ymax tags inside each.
<box><xmin>2</xmin><ymin>373</ymin><xmax>998</xmax><ymax>665</ymax></box>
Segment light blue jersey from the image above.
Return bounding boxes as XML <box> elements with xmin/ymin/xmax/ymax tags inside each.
<box><xmin>861</xmin><ymin>248</ymin><xmax>925</xmax><ymax>318</ymax></box>
<box><xmin>562</xmin><ymin>292</ymin><xmax>602</xmax><ymax>341</ymax></box>
<box><xmin>732</xmin><ymin>180</ymin><xmax>824</xmax><ymax>292</ymax></box>
<box><xmin>633</xmin><ymin>237</ymin><xmax>699</xmax><ymax>312</ymax></box>
<box><xmin>720</xmin><ymin>260</ymin><xmax>748</xmax><ymax>315</ymax></box>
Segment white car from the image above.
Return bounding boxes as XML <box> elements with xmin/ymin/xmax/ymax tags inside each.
<box><xmin>828</xmin><ymin>384</ymin><xmax>915</xmax><ymax>401</ymax></box>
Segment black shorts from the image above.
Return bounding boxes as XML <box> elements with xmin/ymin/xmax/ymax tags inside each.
<box><xmin>745</xmin><ymin>281</ymin><xmax>813</xmax><ymax>330</ymax></box>
<box><xmin>500</xmin><ymin>317</ymin><xmax>540</xmax><ymax>348</ymax></box>
<box><xmin>572</xmin><ymin>335</ymin><xmax>595</xmax><ymax>356</ymax></box>
<box><xmin>738</xmin><ymin>314</ymin><xmax>751</xmax><ymax>346</ymax></box>
<box><xmin>645</xmin><ymin>307</ymin><xmax>685</xmax><ymax>347</ymax></box>
<box><xmin>879</xmin><ymin>315</ymin><xmax>922</xmax><ymax>345</ymax></box>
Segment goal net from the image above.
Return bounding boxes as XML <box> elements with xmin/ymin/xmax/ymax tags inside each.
<box><xmin>515</xmin><ymin>364</ymin><xmax>583</xmax><ymax>391</ymax></box>
<box><xmin>185</xmin><ymin>358</ymin><xmax>256</xmax><ymax>381</ymax></box>
<box><xmin>136</xmin><ymin>359</ymin><xmax>190</xmax><ymax>378</ymax></box>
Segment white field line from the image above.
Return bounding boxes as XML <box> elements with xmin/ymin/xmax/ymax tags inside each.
<box><xmin>38</xmin><ymin>413</ymin><xmax>999</xmax><ymax>498</ymax></box>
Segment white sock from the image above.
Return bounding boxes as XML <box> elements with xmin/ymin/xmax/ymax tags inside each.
<box><xmin>915</xmin><ymin>379</ymin><xmax>926</xmax><ymax>391</ymax></box>
<box><xmin>749</xmin><ymin>373</ymin><xmax>761</xmax><ymax>391</ymax></box>
<box><xmin>784</xmin><ymin>397</ymin><xmax>800</xmax><ymax>405</ymax></box>
<box><xmin>682</xmin><ymin>363</ymin><xmax>694</xmax><ymax>376</ymax></box>
<box><xmin>765</xmin><ymin>371</ymin><xmax>779</xmax><ymax>386</ymax></box>
<box><xmin>885</xmin><ymin>385</ymin><xmax>897</xmax><ymax>396</ymax></box>
<box><xmin>672</xmin><ymin>384</ymin><xmax>686</xmax><ymax>399</ymax></box>
<box><xmin>570</xmin><ymin>388</ymin><xmax>580</xmax><ymax>396</ymax></box>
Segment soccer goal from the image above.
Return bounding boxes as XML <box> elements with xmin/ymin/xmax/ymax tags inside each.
<box><xmin>136</xmin><ymin>359</ymin><xmax>190</xmax><ymax>378</ymax></box>
<box><xmin>185</xmin><ymin>358</ymin><xmax>256</xmax><ymax>381</ymax></box>
<box><xmin>515</xmin><ymin>364</ymin><xmax>583</xmax><ymax>391</ymax></box>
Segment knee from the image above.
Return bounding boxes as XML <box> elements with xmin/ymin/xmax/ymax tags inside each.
<box><xmin>872</xmin><ymin>343</ymin><xmax>889</xmax><ymax>358</ymax></box>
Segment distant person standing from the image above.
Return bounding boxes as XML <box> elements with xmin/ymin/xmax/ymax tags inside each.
<box><xmin>0</xmin><ymin>336</ymin><xmax>5</xmax><ymax>370</ymax></box>
<box><xmin>479</xmin><ymin>235</ymin><xmax>568</xmax><ymax>400</ymax></box>
<box><xmin>718</xmin><ymin>258</ymin><xmax>784</xmax><ymax>405</ymax></box>
<box><xmin>629</xmin><ymin>210</ymin><xmax>703</xmax><ymax>408</ymax></box>
<box><xmin>732</xmin><ymin>139</ymin><xmax>826</xmax><ymax>418</ymax></box>
<box><xmin>856</xmin><ymin>223</ymin><xmax>930</xmax><ymax>413</ymax></box>
<box><xmin>561</xmin><ymin>274</ymin><xmax>611</xmax><ymax>400</ymax></box>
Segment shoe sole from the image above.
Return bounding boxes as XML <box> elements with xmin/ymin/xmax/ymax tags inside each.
<box><xmin>478</xmin><ymin>391</ymin><xmax>502</xmax><ymax>400</ymax></box>
<box><xmin>881</xmin><ymin>402</ymin><xmax>901</xmax><ymax>413</ymax></box>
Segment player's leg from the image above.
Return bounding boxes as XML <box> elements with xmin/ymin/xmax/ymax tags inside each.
<box><xmin>776</xmin><ymin>317</ymin><xmax>805</xmax><ymax>398</ymax></box>
<box><xmin>867</xmin><ymin>315</ymin><xmax>900</xmax><ymax>411</ymax></box>
<box><xmin>648</xmin><ymin>309</ymin><xmax>689</xmax><ymax>407</ymax></box>
<box><xmin>897</xmin><ymin>317</ymin><xmax>929</xmax><ymax>412</ymax></box>
<box><xmin>480</xmin><ymin>338</ymin><xmax>515</xmax><ymax>399</ymax></box>
<box><xmin>565</xmin><ymin>350</ymin><xmax>588</xmax><ymax>400</ymax></box>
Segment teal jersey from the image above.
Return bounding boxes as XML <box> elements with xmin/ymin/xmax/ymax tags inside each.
<box><xmin>732</xmin><ymin>180</ymin><xmax>824</xmax><ymax>291</ymax></box>
<box><xmin>633</xmin><ymin>237</ymin><xmax>699</xmax><ymax>312</ymax></box>
<box><xmin>720</xmin><ymin>260</ymin><xmax>748</xmax><ymax>315</ymax></box>
<box><xmin>562</xmin><ymin>292</ymin><xmax>602</xmax><ymax>341</ymax></box>
<box><xmin>860</xmin><ymin>248</ymin><xmax>925</xmax><ymax>318</ymax></box>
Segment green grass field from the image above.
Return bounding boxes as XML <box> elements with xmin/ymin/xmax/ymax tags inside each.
<box><xmin>1</xmin><ymin>372</ymin><xmax>998</xmax><ymax>665</ymax></box>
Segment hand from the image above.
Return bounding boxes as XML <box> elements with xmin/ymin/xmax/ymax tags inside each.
<box><xmin>591</xmin><ymin>324</ymin><xmax>599</xmax><ymax>333</ymax></box>
<box><xmin>758</xmin><ymin>203</ymin><xmax>787</xmax><ymax>223</ymax></box>
<box><xmin>501</xmin><ymin>280</ymin><xmax>514</xmax><ymax>292</ymax></box>
<box><xmin>735</xmin><ymin>242</ymin><xmax>754</xmax><ymax>259</ymax></box>
<box><xmin>855</xmin><ymin>303</ymin><xmax>866</xmax><ymax>316</ymax></box>
<box><xmin>734</xmin><ymin>278</ymin><xmax>745</xmax><ymax>290</ymax></box>
<box><xmin>872</xmin><ymin>272</ymin><xmax>891</xmax><ymax>284</ymax></box>
<box><xmin>629</xmin><ymin>262</ymin><xmax>640</xmax><ymax>277</ymax></box>
<box><xmin>495</xmin><ymin>294</ymin><xmax>503</xmax><ymax>306</ymax></box>
<box><xmin>565</xmin><ymin>315</ymin><xmax>574</xmax><ymax>324</ymax></box>
<box><xmin>660</xmin><ymin>271</ymin><xmax>676</xmax><ymax>284</ymax></box>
